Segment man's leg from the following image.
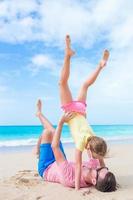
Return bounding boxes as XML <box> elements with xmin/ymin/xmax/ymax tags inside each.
<box><xmin>59</xmin><ymin>35</ymin><xmax>75</xmax><ymax>105</ymax></box>
<box><xmin>35</xmin><ymin>99</ymin><xmax>55</xmax><ymax>156</ymax></box>
<box><xmin>38</xmin><ymin>129</ymin><xmax>54</xmax><ymax>177</ymax></box>
<box><xmin>40</xmin><ymin>129</ymin><xmax>53</xmax><ymax>144</ymax></box>
<box><xmin>77</xmin><ymin>50</ymin><xmax>109</xmax><ymax>102</ymax></box>
<box><xmin>38</xmin><ymin>129</ymin><xmax>66</xmax><ymax>177</ymax></box>
<box><xmin>36</xmin><ymin>99</ymin><xmax>55</xmax><ymax>132</ymax></box>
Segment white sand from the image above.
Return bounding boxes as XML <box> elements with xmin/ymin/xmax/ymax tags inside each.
<box><xmin>0</xmin><ymin>143</ymin><xmax>133</xmax><ymax>200</ymax></box>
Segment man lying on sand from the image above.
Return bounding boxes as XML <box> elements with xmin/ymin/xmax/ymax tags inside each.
<box><xmin>35</xmin><ymin>100</ymin><xmax>117</xmax><ymax>192</ymax></box>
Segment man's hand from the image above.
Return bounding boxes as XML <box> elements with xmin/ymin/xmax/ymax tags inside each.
<box><xmin>59</xmin><ymin>112</ymin><xmax>76</xmax><ymax>124</ymax></box>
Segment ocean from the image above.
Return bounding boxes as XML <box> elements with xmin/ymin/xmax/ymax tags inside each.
<box><xmin>0</xmin><ymin>125</ymin><xmax>133</xmax><ymax>150</ymax></box>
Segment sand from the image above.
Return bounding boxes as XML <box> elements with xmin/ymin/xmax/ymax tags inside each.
<box><xmin>0</xmin><ymin>143</ymin><xmax>133</xmax><ymax>200</ymax></box>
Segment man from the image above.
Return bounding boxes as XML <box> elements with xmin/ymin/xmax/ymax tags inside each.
<box><xmin>36</xmin><ymin>100</ymin><xmax>117</xmax><ymax>192</ymax></box>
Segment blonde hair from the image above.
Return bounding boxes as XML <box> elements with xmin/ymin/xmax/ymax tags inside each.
<box><xmin>87</xmin><ymin>136</ymin><xmax>107</xmax><ymax>157</ymax></box>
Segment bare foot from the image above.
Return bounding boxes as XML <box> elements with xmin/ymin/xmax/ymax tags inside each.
<box><xmin>36</xmin><ymin>99</ymin><xmax>42</xmax><ymax>117</ymax></box>
<box><xmin>65</xmin><ymin>35</ymin><xmax>75</xmax><ymax>57</ymax></box>
<box><xmin>99</xmin><ymin>50</ymin><xmax>110</xmax><ymax>68</ymax></box>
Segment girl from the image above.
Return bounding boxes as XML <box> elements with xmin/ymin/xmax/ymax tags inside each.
<box><xmin>59</xmin><ymin>35</ymin><xmax>109</xmax><ymax>190</ymax></box>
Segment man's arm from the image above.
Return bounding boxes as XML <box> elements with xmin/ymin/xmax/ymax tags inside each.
<box><xmin>51</xmin><ymin>120</ymin><xmax>66</xmax><ymax>163</ymax></box>
<box><xmin>75</xmin><ymin>149</ymin><xmax>82</xmax><ymax>190</ymax></box>
<box><xmin>52</xmin><ymin>112</ymin><xmax>75</xmax><ymax>164</ymax></box>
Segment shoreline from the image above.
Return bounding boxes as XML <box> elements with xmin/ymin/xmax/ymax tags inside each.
<box><xmin>0</xmin><ymin>138</ymin><xmax>133</xmax><ymax>153</ymax></box>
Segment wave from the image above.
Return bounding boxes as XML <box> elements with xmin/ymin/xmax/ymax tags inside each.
<box><xmin>0</xmin><ymin>138</ymin><xmax>38</xmax><ymax>147</ymax></box>
<box><xmin>104</xmin><ymin>135</ymin><xmax>133</xmax><ymax>141</ymax></box>
<box><xmin>0</xmin><ymin>138</ymin><xmax>74</xmax><ymax>147</ymax></box>
<box><xmin>0</xmin><ymin>135</ymin><xmax>133</xmax><ymax>147</ymax></box>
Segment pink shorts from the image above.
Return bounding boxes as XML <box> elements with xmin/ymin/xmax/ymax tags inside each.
<box><xmin>61</xmin><ymin>101</ymin><xmax>87</xmax><ymax>114</ymax></box>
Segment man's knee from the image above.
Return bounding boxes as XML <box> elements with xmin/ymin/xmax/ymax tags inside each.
<box><xmin>41</xmin><ymin>129</ymin><xmax>53</xmax><ymax>143</ymax></box>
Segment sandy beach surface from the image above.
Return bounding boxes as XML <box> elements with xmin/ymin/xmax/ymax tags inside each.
<box><xmin>0</xmin><ymin>143</ymin><xmax>133</xmax><ymax>200</ymax></box>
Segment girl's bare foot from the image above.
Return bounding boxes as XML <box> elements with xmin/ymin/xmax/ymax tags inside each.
<box><xmin>65</xmin><ymin>35</ymin><xmax>75</xmax><ymax>57</ymax></box>
<box><xmin>36</xmin><ymin>99</ymin><xmax>42</xmax><ymax>117</ymax></box>
<box><xmin>99</xmin><ymin>50</ymin><xmax>110</xmax><ymax>68</ymax></box>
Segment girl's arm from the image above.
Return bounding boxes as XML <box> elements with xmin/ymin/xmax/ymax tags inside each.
<box><xmin>75</xmin><ymin>149</ymin><xmax>82</xmax><ymax>190</ymax></box>
<box><xmin>99</xmin><ymin>158</ymin><xmax>106</xmax><ymax>167</ymax></box>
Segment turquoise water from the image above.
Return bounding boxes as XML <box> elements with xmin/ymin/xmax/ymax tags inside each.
<box><xmin>0</xmin><ymin>125</ymin><xmax>133</xmax><ymax>147</ymax></box>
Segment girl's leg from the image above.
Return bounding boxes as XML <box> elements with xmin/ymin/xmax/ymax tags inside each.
<box><xmin>77</xmin><ymin>50</ymin><xmax>109</xmax><ymax>102</ymax></box>
<box><xmin>59</xmin><ymin>35</ymin><xmax>75</xmax><ymax>105</ymax></box>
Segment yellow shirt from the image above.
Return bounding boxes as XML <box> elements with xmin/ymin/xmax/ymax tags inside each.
<box><xmin>68</xmin><ymin>113</ymin><xmax>94</xmax><ymax>152</ymax></box>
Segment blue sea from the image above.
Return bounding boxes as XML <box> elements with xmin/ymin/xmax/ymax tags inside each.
<box><xmin>0</xmin><ymin>125</ymin><xmax>133</xmax><ymax>151</ymax></box>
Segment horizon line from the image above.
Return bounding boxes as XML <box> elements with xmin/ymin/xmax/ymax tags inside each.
<box><xmin>0</xmin><ymin>124</ymin><xmax>133</xmax><ymax>127</ymax></box>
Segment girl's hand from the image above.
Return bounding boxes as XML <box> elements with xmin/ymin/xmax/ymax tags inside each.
<box><xmin>59</xmin><ymin>112</ymin><xmax>76</xmax><ymax>124</ymax></box>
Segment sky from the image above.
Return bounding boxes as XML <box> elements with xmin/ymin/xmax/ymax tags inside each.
<box><xmin>0</xmin><ymin>0</ymin><xmax>133</xmax><ymax>125</ymax></box>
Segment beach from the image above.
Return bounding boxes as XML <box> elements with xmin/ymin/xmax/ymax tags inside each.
<box><xmin>0</xmin><ymin>143</ymin><xmax>133</xmax><ymax>200</ymax></box>
<box><xmin>0</xmin><ymin>0</ymin><xmax>133</xmax><ymax>199</ymax></box>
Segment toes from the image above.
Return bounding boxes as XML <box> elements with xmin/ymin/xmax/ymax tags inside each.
<box><xmin>103</xmin><ymin>50</ymin><xmax>109</xmax><ymax>61</ymax></box>
<box><xmin>66</xmin><ymin>34</ymin><xmax>70</xmax><ymax>39</ymax></box>
<box><xmin>66</xmin><ymin>35</ymin><xmax>71</xmax><ymax>48</ymax></box>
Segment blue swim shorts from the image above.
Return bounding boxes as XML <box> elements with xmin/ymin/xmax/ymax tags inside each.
<box><xmin>38</xmin><ymin>141</ymin><xmax>66</xmax><ymax>177</ymax></box>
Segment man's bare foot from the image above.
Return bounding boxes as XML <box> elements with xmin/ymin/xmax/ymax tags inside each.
<box><xmin>36</xmin><ymin>99</ymin><xmax>42</xmax><ymax>117</ymax></box>
<box><xmin>65</xmin><ymin>35</ymin><xmax>75</xmax><ymax>57</ymax></box>
<box><xmin>99</xmin><ymin>50</ymin><xmax>110</xmax><ymax>68</ymax></box>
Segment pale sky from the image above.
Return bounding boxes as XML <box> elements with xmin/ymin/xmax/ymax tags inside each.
<box><xmin>0</xmin><ymin>0</ymin><xmax>133</xmax><ymax>125</ymax></box>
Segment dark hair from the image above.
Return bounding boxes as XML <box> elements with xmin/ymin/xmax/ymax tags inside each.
<box><xmin>88</xmin><ymin>136</ymin><xmax>107</xmax><ymax>157</ymax></box>
<box><xmin>95</xmin><ymin>172</ymin><xmax>117</xmax><ymax>192</ymax></box>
